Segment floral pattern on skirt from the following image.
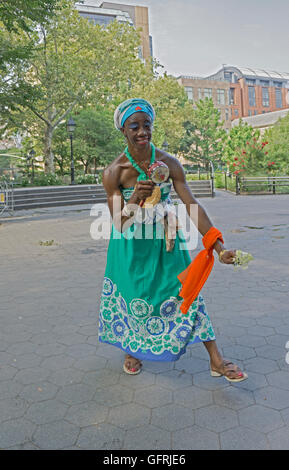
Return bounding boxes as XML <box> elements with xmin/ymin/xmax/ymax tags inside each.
<box><xmin>99</xmin><ymin>276</ymin><xmax>215</xmax><ymax>362</ymax></box>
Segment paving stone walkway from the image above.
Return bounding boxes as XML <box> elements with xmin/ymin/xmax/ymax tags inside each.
<box><xmin>0</xmin><ymin>190</ymin><xmax>289</xmax><ymax>450</ymax></box>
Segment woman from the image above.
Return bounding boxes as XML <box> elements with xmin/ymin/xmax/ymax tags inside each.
<box><xmin>99</xmin><ymin>98</ymin><xmax>247</xmax><ymax>383</ymax></box>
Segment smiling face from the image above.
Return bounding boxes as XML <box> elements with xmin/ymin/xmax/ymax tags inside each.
<box><xmin>121</xmin><ymin>112</ymin><xmax>153</xmax><ymax>150</ymax></box>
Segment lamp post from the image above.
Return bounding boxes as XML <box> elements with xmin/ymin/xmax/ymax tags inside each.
<box><xmin>27</xmin><ymin>148</ymin><xmax>35</xmax><ymax>182</ymax></box>
<box><xmin>30</xmin><ymin>149</ymin><xmax>35</xmax><ymax>182</ymax></box>
<box><xmin>67</xmin><ymin>118</ymin><xmax>76</xmax><ymax>185</ymax></box>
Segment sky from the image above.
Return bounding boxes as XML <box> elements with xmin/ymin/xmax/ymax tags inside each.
<box><xmin>97</xmin><ymin>0</ymin><xmax>289</xmax><ymax>77</ymax></box>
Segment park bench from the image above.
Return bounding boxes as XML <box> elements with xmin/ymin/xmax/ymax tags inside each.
<box><xmin>237</xmin><ymin>176</ymin><xmax>289</xmax><ymax>195</ymax></box>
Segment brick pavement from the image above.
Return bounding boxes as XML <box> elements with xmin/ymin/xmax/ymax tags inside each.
<box><xmin>0</xmin><ymin>190</ymin><xmax>289</xmax><ymax>450</ymax></box>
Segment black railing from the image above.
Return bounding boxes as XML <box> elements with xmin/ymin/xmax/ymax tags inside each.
<box><xmin>238</xmin><ymin>176</ymin><xmax>289</xmax><ymax>195</ymax></box>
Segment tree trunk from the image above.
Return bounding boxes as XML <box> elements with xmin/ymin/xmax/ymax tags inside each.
<box><xmin>84</xmin><ymin>160</ymin><xmax>89</xmax><ymax>174</ymax></box>
<box><xmin>44</xmin><ymin>124</ymin><xmax>54</xmax><ymax>174</ymax></box>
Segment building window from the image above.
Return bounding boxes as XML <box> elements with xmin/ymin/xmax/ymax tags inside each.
<box><xmin>262</xmin><ymin>87</ymin><xmax>270</xmax><ymax>107</ymax></box>
<box><xmin>138</xmin><ymin>46</ymin><xmax>144</xmax><ymax>60</ymax></box>
<box><xmin>79</xmin><ymin>13</ymin><xmax>115</xmax><ymax>26</ymax></box>
<box><xmin>149</xmin><ymin>35</ymin><xmax>153</xmax><ymax>57</ymax></box>
<box><xmin>217</xmin><ymin>89</ymin><xmax>225</xmax><ymax>105</ymax></box>
<box><xmin>204</xmin><ymin>88</ymin><xmax>212</xmax><ymax>98</ymax></box>
<box><xmin>224</xmin><ymin>72</ymin><xmax>232</xmax><ymax>82</ymax></box>
<box><xmin>198</xmin><ymin>88</ymin><xmax>203</xmax><ymax>100</ymax></box>
<box><xmin>184</xmin><ymin>86</ymin><xmax>193</xmax><ymax>101</ymax></box>
<box><xmin>229</xmin><ymin>88</ymin><xmax>235</xmax><ymax>105</ymax></box>
<box><xmin>248</xmin><ymin>86</ymin><xmax>256</xmax><ymax>107</ymax></box>
<box><xmin>260</xmin><ymin>80</ymin><xmax>269</xmax><ymax>87</ymax></box>
<box><xmin>275</xmin><ymin>88</ymin><xmax>283</xmax><ymax>108</ymax></box>
<box><xmin>234</xmin><ymin>109</ymin><xmax>239</xmax><ymax>117</ymax></box>
<box><xmin>273</xmin><ymin>81</ymin><xmax>282</xmax><ymax>88</ymax></box>
<box><xmin>246</xmin><ymin>78</ymin><xmax>256</xmax><ymax>85</ymax></box>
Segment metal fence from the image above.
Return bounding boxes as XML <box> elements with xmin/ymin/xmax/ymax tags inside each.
<box><xmin>236</xmin><ymin>175</ymin><xmax>289</xmax><ymax>195</ymax></box>
<box><xmin>0</xmin><ymin>178</ymin><xmax>14</xmax><ymax>215</ymax></box>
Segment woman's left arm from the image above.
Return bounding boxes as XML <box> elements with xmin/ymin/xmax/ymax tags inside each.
<box><xmin>169</xmin><ymin>156</ymin><xmax>235</xmax><ymax>264</ymax></box>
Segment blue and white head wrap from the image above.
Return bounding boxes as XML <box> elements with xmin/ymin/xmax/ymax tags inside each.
<box><xmin>114</xmin><ymin>98</ymin><xmax>155</xmax><ymax>130</ymax></box>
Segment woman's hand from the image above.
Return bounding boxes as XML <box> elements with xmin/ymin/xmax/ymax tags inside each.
<box><xmin>132</xmin><ymin>180</ymin><xmax>155</xmax><ymax>203</ymax></box>
<box><xmin>219</xmin><ymin>249</ymin><xmax>236</xmax><ymax>265</ymax></box>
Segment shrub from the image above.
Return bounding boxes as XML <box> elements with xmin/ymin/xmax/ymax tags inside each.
<box><xmin>186</xmin><ymin>173</ymin><xmax>209</xmax><ymax>181</ymax></box>
<box><xmin>31</xmin><ymin>174</ymin><xmax>63</xmax><ymax>186</ymax></box>
<box><xmin>214</xmin><ymin>172</ymin><xmax>224</xmax><ymax>188</ymax></box>
<box><xmin>75</xmin><ymin>173</ymin><xmax>98</xmax><ymax>185</ymax></box>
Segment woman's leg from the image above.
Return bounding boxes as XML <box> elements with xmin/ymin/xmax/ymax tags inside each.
<box><xmin>203</xmin><ymin>339</ymin><xmax>246</xmax><ymax>380</ymax></box>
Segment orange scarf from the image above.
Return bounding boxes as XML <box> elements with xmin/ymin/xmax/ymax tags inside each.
<box><xmin>177</xmin><ymin>227</ymin><xmax>224</xmax><ymax>314</ymax></box>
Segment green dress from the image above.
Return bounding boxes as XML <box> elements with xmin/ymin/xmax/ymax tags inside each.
<box><xmin>98</xmin><ymin>144</ymin><xmax>215</xmax><ymax>361</ymax></box>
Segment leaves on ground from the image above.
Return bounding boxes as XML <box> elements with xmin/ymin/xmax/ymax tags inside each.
<box><xmin>39</xmin><ymin>239</ymin><xmax>55</xmax><ymax>246</ymax></box>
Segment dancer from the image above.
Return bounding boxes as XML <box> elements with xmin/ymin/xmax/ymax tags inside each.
<box><xmin>98</xmin><ymin>98</ymin><xmax>248</xmax><ymax>382</ymax></box>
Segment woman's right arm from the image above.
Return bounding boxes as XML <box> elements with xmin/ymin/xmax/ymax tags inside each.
<box><xmin>102</xmin><ymin>167</ymin><xmax>155</xmax><ymax>232</ymax></box>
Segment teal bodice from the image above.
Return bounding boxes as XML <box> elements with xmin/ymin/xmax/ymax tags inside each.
<box><xmin>120</xmin><ymin>183</ymin><xmax>172</xmax><ymax>202</ymax></box>
<box><xmin>120</xmin><ymin>142</ymin><xmax>172</xmax><ymax>203</ymax></box>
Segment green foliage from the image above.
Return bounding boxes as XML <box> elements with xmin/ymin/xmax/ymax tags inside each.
<box><xmin>15</xmin><ymin>171</ymin><xmax>101</xmax><ymax>186</ymax></box>
<box><xmin>53</xmin><ymin>107</ymin><xmax>123</xmax><ymax>174</ymax></box>
<box><xmin>26</xmin><ymin>173</ymin><xmax>63</xmax><ymax>186</ymax></box>
<box><xmin>223</xmin><ymin>120</ymin><xmax>271</xmax><ymax>176</ymax></box>
<box><xmin>74</xmin><ymin>174</ymin><xmax>97</xmax><ymax>185</ymax></box>
<box><xmin>214</xmin><ymin>172</ymin><xmax>236</xmax><ymax>192</ymax></box>
<box><xmin>232</xmin><ymin>139</ymin><xmax>270</xmax><ymax>176</ymax></box>
<box><xmin>223</xmin><ymin>119</ymin><xmax>264</xmax><ymax>175</ymax></box>
<box><xmin>223</xmin><ymin>120</ymin><xmax>259</xmax><ymax>163</ymax></box>
<box><xmin>179</xmin><ymin>98</ymin><xmax>227</xmax><ymax>166</ymax></box>
<box><xmin>0</xmin><ymin>1</ymin><xmax>61</xmax><ymax>127</ymax></box>
<box><xmin>264</xmin><ymin>113</ymin><xmax>289</xmax><ymax>174</ymax></box>
<box><xmin>1</xmin><ymin>0</ymin><xmax>147</xmax><ymax>173</ymax></box>
<box><xmin>0</xmin><ymin>0</ymin><xmax>59</xmax><ymax>33</ymax></box>
<box><xmin>186</xmin><ymin>174</ymin><xmax>209</xmax><ymax>181</ymax></box>
<box><xmin>213</xmin><ymin>172</ymin><xmax>224</xmax><ymax>188</ymax></box>
<box><xmin>0</xmin><ymin>148</ymin><xmax>21</xmax><ymax>169</ymax></box>
<box><xmin>72</xmin><ymin>107</ymin><xmax>123</xmax><ymax>170</ymax></box>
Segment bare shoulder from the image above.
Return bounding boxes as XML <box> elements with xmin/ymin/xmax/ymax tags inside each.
<box><xmin>155</xmin><ymin>148</ymin><xmax>186</xmax><ymax>181</ymax></box>
<box><xmin>102</xmin><ymin>153</ymin><xmax>126</xmax><ymax>194</ymax></box>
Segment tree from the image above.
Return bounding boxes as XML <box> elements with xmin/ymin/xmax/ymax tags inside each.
<box><xmin>0</xmin><ymin>0</ymin><xmax>59</xmax><ymax>33</ymax></box>
<box><xmin>224</xmin><ymin>120</ymin><xmax>271</xmax><ymax>175</ymax></box>
<box><xmin>0</xmin><ymin>0</ymin><xmax>61</xmax><ymax>121</ymax></box>
<box><xmin>53</xmin><ymin>107</ymin><xmax>123</xmax><ymax>174</ymax></box>
<box><xmin>1</xmin><ymin>0</ymin><xmax>148</xmax><ymax>173</ymax></box>
<box><xmin>264</xmin><ymin>113</ymin><xmax>289</xmax><ymax>174</ymax></box>
<box><xmin>179</xmin><ymin>98</ymin><xmax>226</xmax><ymax>167</ymax></box>
<box><xmin>223</xmin><ymin>120</ymin><xmax>260</xmax><ymax>174</ymax></box>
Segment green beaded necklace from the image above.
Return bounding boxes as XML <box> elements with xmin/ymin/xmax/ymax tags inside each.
<box><xmin>124</xmin><ymin>143</ymin><xmax>155</xmax><ymax>181</ymax></box>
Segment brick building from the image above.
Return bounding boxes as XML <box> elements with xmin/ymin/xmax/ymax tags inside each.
<box><xmin>177</xmin><ymin>76</ymin><xmax>232</xmax><ymax>130</ymax></box>
<box><xmin>75</xmin><ymin>1</ymin><xmax>152</xmax><ymax>62</ymax></box>
<box><xmin>208</xmin><ymin>65</ymin><xmax>289</xmax><ymax>119</ymax></box>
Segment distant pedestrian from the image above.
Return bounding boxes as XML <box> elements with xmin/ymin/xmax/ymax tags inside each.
<box><xmin>98</xmin><ymin>98</ymin><xmax>247</xmax><ymax>382</ymax></box>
